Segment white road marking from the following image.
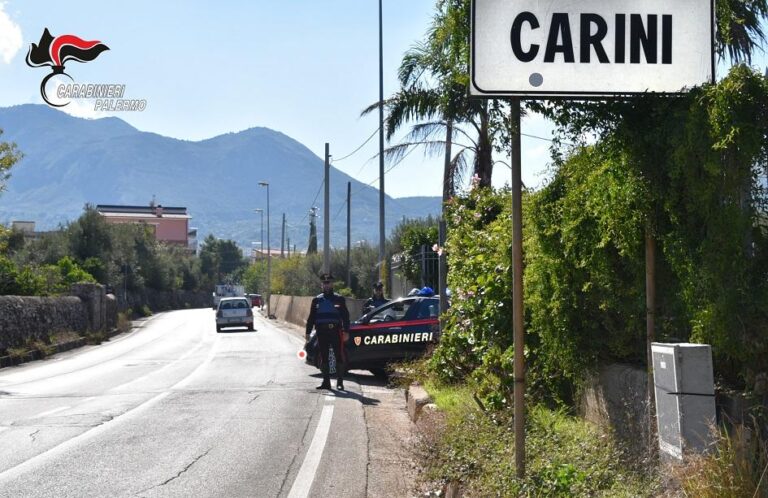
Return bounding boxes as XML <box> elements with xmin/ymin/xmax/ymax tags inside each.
<box><xmin>33</xmin><ymin>406</ymin><xmax>70</xmax><ymax>419</ymax></box>
<box><xmin>172</xmin><ymin>339</ymin><xmax>218</xmax><ymax>390</ymax></box>
<box><xmin>287</xmin><ymin>403</ymin><xmax>335</xmax><ymax>498</ymax></box>
<box><xmin>0</xmin><ymin>339</ymin><xmax>219</xmax><ymax>484</ymax></box>
<box><xmin>107</xmin><ymin>339</ymin><xmax>209</xmax><ymax>394</ymax></box>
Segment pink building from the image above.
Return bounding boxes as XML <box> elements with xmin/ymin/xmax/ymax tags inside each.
<box><xmin>96</xmin><ymin>204</ymin><xmax>191</xmax><ymax>247</ymax></box>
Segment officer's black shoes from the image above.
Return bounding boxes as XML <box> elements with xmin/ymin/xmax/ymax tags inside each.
<box><xmin>316</xmin><ymin>382</ymin><xmax>332</xmax><ymax>390</ymax></box>
<box><xmin>336</xmin><ymin>381</ymin><xmax>345</xmax><ymax>390</ymax></box>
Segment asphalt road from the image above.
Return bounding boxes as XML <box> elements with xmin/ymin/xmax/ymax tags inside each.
<box><xmin>0</xmin><ymin>309</ymin><xmax>384</xmax><ymax>498</ymax></box>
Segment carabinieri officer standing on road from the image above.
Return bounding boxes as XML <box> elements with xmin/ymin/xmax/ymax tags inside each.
<box><xmin>305</xmin><ymin>273</ymin><xmax>350</xmax><ymax>390</ymax></box>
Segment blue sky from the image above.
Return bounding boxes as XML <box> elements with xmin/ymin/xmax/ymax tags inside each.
<box><xmin>0</xmin><ymin>2</ymin><xmax>765</xmax><ymax>198</ymax></box>
<box><xmin>0</xmin><ymin>0</ymin><xmax>561</xmax><ymax>199</ymax></box>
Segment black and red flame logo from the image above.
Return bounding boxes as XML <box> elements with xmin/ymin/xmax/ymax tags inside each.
<box><xmin>25</xmin><ymin>28</ymin><xmax>109</xmax><ymax>107</ymax></box>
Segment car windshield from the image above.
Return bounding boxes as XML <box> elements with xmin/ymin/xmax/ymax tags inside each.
<box><xmin>369</xmin><ymin>300</ymin><xmax>415</xmax><ymax>322</ymax></box>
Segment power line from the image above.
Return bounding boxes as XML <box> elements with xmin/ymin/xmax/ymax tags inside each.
<box><xmin>521</xmin><ymin>132</ymin><xmax>574</xmax><ymax>146</ymax></box>
<box><xmin>332</xmin><ymin>192</ymin><xmax>347</xmax><ymax>221</ymax></box>
<box><xmin>300</xmin><ymin>179</ymin><xmax>324</xmax><ymax>224</ymax></box>
<box><xmin>331</xmin><ymin>130</ymin><xmax>566</xmax><ymax>222</ymax></box>
<box><xmin>331</xmin><ymin>127</ymin><xmax>380</xmax><ymax>163</ymax></box>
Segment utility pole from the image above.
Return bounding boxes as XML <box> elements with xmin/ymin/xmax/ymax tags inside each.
<box><xmin>324</xmin><ymin>142</ymin><xmax>331</xmax><ymax>274</ymax></box>
<box><xmin>347</xmin><ymin>181</ymin><xmax>351</xmax><ymax>288</ymax></box>
<box><xmin>287</xmin><ymin>237</ymin><xmax>291</xmax><ymax>257</ymax></box>
<box><xmin>259</xmin><ymin>181</ymin><xmax>271</xmax><ymax>319</ymax></box>
<box><xmin>255</xmin><ymin>209</ymin><xmax>264</xmax><ymax>261</ymax></box>
<box><xmin>281</xmin><ymin>213</ymin><xmax>286</xmax><ymax>258</ymax></box>
<box><xmin>378</xmin><ymin>0</ymin><xmax>386</xmax><ymax>282</ymax></box>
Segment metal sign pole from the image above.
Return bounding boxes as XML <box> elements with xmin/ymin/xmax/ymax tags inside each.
<box><xmin>511</xmin><ymin>97</ymin><xmax>526</xmax><ymax>478</ymax></box>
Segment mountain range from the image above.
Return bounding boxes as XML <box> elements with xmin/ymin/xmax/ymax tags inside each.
<box><xmin>0</xmin><ymin>104</ymin><xmax>441</xmax><ymax>251</ymax></box>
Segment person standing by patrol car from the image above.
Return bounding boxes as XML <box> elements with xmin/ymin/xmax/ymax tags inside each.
<box><xmin>305</xmin><ymin>273</ymin><xmax>350</xmax><ymax>390</ymax></box>
<box><xmin>362</xmin><ymin>281</ymin><xmax>388</xmax><ymax>316</ymax></box>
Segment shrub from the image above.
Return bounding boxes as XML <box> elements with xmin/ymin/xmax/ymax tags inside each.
<box><xmin>0</xmin><ymin>255</ymin><xmax>18</xmax><ymax>294</ymax></box>
<box><xmin>116</xmin><ymin>312</ymin><xmax>132</xmax><ymax>333</ymax></box>
<box><xmin>430</xmin><ymin>186</ymin><xmax>513</xmax><ymax>389</ymax></box>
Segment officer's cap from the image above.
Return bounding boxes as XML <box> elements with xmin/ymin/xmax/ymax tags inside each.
<box><xmin>319</xmin><ymin>272</ymin><xmax>335</xmax><ymax>283</ymax></box>
<box><xmin>373</xmin><ymin>281</ymin><xmax>384</xmax><ymax>289</ymax></box>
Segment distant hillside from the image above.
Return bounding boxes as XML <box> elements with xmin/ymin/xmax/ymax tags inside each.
<box><xmin>0</xmin><ymin>104</ymin><xmax>441</xmax><ymax>250</ymax></box>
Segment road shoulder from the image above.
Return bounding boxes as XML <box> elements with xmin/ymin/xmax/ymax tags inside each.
<box><xmin>263</xmin><ymin>313</ymin><xmax>420</xmax><ymax>497</ymax></box>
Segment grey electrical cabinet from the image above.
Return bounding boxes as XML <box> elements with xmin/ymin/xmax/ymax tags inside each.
<box><xmin>651</xmin><ymin>343</ymin><xmax>716</xmax><ymax>460</ymax></box>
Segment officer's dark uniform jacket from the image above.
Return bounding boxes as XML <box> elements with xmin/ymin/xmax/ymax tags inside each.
<box><xmin>305</xmin><ymin>292</ymin><xmax>350</xmax><ymax>334</ymax></box>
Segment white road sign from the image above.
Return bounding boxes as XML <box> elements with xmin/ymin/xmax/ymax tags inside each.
<box><xmin>470</xmin><ymin>0</ymin><xmax>714</xmax><ymax>97</ymax></box>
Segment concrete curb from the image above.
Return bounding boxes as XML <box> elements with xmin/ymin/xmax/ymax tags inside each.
<box><xmin>405</xmin><ymin>384</ymin><xmax>464</xmax><ymax>498</ymax></box>
<box><xmin>0</xmin><ymin>319</ymin><xmax>137</xmax><ymax>369</ymax></box>
<box><xmin>406</xmin><ymin>384</ymin><xmax>433</xmax><ymax>423</ymax></box>
<box><xmin>0</xmin><ymin>336</ymin><xmax>88</xmax><ymax>368</ymax></box>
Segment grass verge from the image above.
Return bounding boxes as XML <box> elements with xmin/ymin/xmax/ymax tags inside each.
<box><xmin>408</xmin><ymin>363</ymin><xmax>658</xmax><ymax>496</ymax></box>
<box><xmin>670</xmin><ymin>419</ymin><xmax>768</xmax><ymax>497</ymax></box>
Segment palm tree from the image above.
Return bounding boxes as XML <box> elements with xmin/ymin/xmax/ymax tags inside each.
<box><xmin>716</xmin><ymin>0</ymin><xmax>767</xmax><ymax>62</ymax></box>
<box><xmin>363</xmin><ymin>0</ymin><xmax>502</xmax><ymax>199</ymax></box>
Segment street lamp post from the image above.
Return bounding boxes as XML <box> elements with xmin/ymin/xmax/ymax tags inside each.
<box><xmin>258</xmin><ymin>182</ymin><xmax>271</xmax><ymax>318</ymax></box>
<box><xmin>254</xmin><ymin>208</ymin><xmax>264</xmax><ymax>261</ymax></box>
<box><xmin>378</xmin><ymin>0</ymin><xmax>386</xmax><ymax>283</ymax></box>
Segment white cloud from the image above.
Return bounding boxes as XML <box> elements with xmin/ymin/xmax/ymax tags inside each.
<box><xmin>0</xmin><ymin>3</ymin><xmax>22</xmax><ymax>64</ymax></box>
<box><xmin>59</xmin><ymin>98</ymin><xmax>108</xmax><ymax>120</ymax></box>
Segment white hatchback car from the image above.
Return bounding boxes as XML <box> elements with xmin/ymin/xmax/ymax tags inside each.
<box><xmin>215</xmin><ymin>297</ymin><xmax>254</xmax><ymax>332</ymax></box>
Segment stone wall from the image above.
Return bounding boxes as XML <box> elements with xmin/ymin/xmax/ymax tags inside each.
<box><xmin>71</xmin><ymin>283</ymin><xmax>107</xmax><ymax>333</ymax></box>
<box><xmin>0</xmin><ymin>295</ymin><xmax>88</xmax><ymax>352</ymax></box>
<box><xmin>1</xmin><ymin>285</ymin><xmax>210</xmax><ymax>355</ymax></box>
<box><xmin>580</xmin><ymin>364</ymin><xmax>653</xmax><ymax>457</ymax></box>
<box><xmin>120</xmin><ymin>289</ymin><xmax>211</xmax><ymax>312</ymax></box>
<box><xmin>580</xmin><ymin>363</ymin><xmax>768</xmax><ymax>458</ymax></box>
<box><xmin>270</xmin><ymin>294</ymin><xmax>367</xmax><ymax>329</ymax></box>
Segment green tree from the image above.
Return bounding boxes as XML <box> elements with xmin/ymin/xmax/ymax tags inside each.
<box><xmin>242</xmin><ymin>260</ymin><xmax>267</xmax><ymax>294</ymax></box>
<box><xmin>0</xmin><ymin>129</ymin><xmax>22</xmax><ymax>195</ymax></box>
<box><xmin>715</xmin><ymin>0</ymin><xmax>767</xmax><ymax>62</ymax></box>
<box><xmin>67</xmin><ymin>205</ymin><xmax>113</xmax><ymax>268</ymax></box>
<box><xmin>199</xmin><ymin>235</ymin><xmax>247</xmax><ymax>285</ymax></box>
<box><xmin>0</xmin><ymin>255</ymin><xmax>18</xmax><ymax>294</ymax></box>
<box><xmin>56</xmin><ymin>256</ymin><xmax>96</xmax><ymax>286</ymax></box>
<box><xmin>390</xmin><ymin>217</ymin><xmax>439</xmax><ymax>287</ymax></box>
<box><xmin>0</xmin><ymin>227</ymin><xmax>26</xmax><ymax>255</ymax></box>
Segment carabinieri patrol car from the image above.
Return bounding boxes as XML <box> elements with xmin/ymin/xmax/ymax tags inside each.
<box><xmin>305</xmin><ymin>295</ymin><xmax>440</xmax><ymax>376</ymax></box>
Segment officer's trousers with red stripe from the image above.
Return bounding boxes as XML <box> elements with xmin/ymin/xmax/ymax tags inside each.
<box><xmin>317</xmin><ymin>325</ymin><xmax>346</xmax><ymax>383</ymax></box>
